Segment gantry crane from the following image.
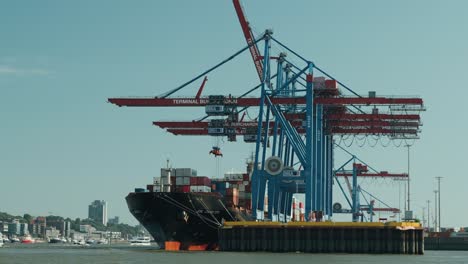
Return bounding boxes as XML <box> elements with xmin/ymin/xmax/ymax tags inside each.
<box><xmin>108</xmin><ymin>0</ymin><xmax>424</xmax><ymax>222</ymax></box>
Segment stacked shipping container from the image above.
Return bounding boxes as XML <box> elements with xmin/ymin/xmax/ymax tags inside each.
<box><xmin>146</xmin><ymin>168</ymin><xmax>212</xmax><ymax>193</ymax></box>
<box><xmin>144</xmin><ymin>168</ymin><xmax>254</xmax><ymax>210</ymax></box>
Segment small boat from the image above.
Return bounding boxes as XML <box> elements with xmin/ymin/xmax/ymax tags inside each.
<box><xmin>49</xmin><ymin>237</ymin><xmax>63</xmax><ymax>243</ymax></box>
<box><xmin>73</xmin><ymin>239</ymin><xmax>86</xmax><ymax>245</ymax></box>
<box><xmin>10</xmin><ymin>236</ymin><xmax>20</xmax><ymax>243</ymax></box>
<box><xmin>130</xmin><ymin>236</ymin><xmax>151</xmax><ymax>246</ymax></box>
<box><xmin>21</xmin><ymin>235</ymin><xmax>35</xmax><ymax>244</ymax></box>
<box><xmin>85</xmin><ymin>239</ymin><xmax>96</xmax><ymax>245</ymax></box>
<box><xmin>97</xmin><ymin>239</ymin><xmax>108</xmax><ymax>244</ymax></box>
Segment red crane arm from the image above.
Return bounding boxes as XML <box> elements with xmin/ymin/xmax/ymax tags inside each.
<box><xmin>284</xmin><ymin>113</ymin><xmax>421</xmax><ymax>121</ymax></box>
<box><xmin>195</xmin><ymin>76</ymin><xmax>208</xmax><ymax>99</ymax></box>
<box><xmin>315</xmin><ymin>97</ymin><xmax>423</xmax><ymax>105</ymax></box>
<box><xmin>153</xmin><ymin>120</ymin><xmax>303</xmax><ymax>129</ymax></box>
<box><xmin>335</xmin><ymin>172</ymin><xmax>408</xmax><ymax>178</ymax></box>
<box><xmin>328</xmin><ymin>120</ymin><xmax>420</xmax><ymax>128</ymax></box>
<box><xmin>108</xmin><ymin>97</ymin><xmax>303</xmax><ymax>107</ymax></box>
<box><xmin>154</xmin><ymin>120</ymin><xmax>419</xmax><ymax>130</ymax></box>
<box><xmin>233</xmin><ymin>0</ymin><xmax>263</xmax><ymax>81</ymax></box>
<box><xmin>108</xmin><ymin>96</ymin><xmax>423</xmax><ymax>107</ymax></box>
<box><xmin>165</xmin><ymin>127</ymin><xmax>417</xmax><ymax>136</ymax></box>
<box><xmin>330</xmin><ymin>128</ymin><xmax>418</xmax><ymax>135</ymax></box>
<box><xmin>154</xmin><ymin>121</ymin><xmax>208</xmax><ymax>128</ymax></box>
<box><xmin>325</xmin><ymin>113</ymin><xmax>421</xmax><ymax>121</ymax></box>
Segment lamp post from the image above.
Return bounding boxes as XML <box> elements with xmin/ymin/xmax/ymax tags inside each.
<box><xmin>426</xmin><ymin>200</ymin><xmax>430</xmax><ymax>231</ymax></box>
<box><xmin>436</xmin><ymin>177</ymin><xmax>443</xmax><ymax>232</ymax></box>
<box><xmin>406</xmin><ymin>144</ymin><xmax>410</xmax><ymax>211</ymax></box>
<box><xmin>434</xmin><ymin>190</ymin><xmax>438</xmax><ymax>232</ymax></box>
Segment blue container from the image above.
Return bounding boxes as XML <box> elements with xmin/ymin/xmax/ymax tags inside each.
<box><xmin>215</xmin><ymin>182</ymin><xmax>227</xmax><ymax>191</ymax></box>
<box><xmin>134</xmin><ymin>188</ymin><xmax>146</xmax><ymax>193</ymax></box>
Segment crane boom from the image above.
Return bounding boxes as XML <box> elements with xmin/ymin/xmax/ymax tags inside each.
<box><xmin>108</xmin><ymin>96</ymin><xmax>423</xmax><ymax>107</ymax></box>
<box><xmin>233</xmin><ymin>0</ymin><xmax>263</xmax><ymax>81</ymax></box>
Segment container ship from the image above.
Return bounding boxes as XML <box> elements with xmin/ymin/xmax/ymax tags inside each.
<box><xmin>126</xmin><ymin>162</ymin><xmax>256</xmax><ymax>250</ymax></box>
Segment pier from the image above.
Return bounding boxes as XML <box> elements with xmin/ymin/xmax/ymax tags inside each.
<box><xmin>219</xmin><ymin>221</ymin><xmax>424</xmax><ymax>254</ymax></box>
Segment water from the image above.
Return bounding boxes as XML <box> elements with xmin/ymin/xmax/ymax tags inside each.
<box><xmin>0</xmin><ymin>244</ymin><xmax>467</xmax><ymax>264</ymax></box>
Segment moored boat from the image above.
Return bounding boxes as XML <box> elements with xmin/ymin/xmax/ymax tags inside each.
<box><xmin>129</xmin><ymin>236</ymin><xmax>151</xmax><ymax>246</ymax></box>
<box><xmin>21</xmin><ymin>235</ymin><xmax>35</xmax><ymax>244</ymax></box>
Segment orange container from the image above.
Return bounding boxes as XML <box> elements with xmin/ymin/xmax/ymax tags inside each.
<box><xmin>165</xmin><ymin>241</ymin><xmax>181</xmax><ymax>251</ymax></box>
<box><xmin>188</xmin><ymin>244</ymin><xmax>208</xmax><ymax>251</ymax></box>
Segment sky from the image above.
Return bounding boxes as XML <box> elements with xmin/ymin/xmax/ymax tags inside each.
<box><xmin>1</xmin><ymin>0</ymin><xmax>467</xmax><ymax>227</ymax></box>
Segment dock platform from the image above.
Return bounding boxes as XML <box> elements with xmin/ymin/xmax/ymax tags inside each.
<box><xmin>219</xmin><ymin>221</ymin><xmax>424</xmax><ymax>254</ymax></box>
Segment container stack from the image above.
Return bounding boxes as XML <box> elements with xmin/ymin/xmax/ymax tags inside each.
<box><xmin>225</xmin><ymin>187</ymin><xmax>239</xmax><ymax>207</ymax></box>
<box><xmin>174</xmin><ymin>168</ymin><xmax>196</xmax><ymax>193</ymax></box>
<box><xmin>189</xmin><ymin>176</ymin><xmax>212</xmax><ymax>192</ymax></box>
<box><xmin>146</xmin><ymin>177</ymin><xmax>162</xmax><ymax>192</ymax></box>
<box><xmin>207</xmin><ymin>172</ymin><xmax>252</xmax><ymax>209</ymax></box>
<box><xmin>222</xmin><ymin>173</ymin><xmax>251</xmax><ymax>209</ymax></box>
<box><xmin>144</xmin><ymin>167</ymin><xmax>250</xmax><ymax>200</ymax></box>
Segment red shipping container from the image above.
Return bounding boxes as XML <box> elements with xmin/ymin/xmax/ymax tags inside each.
<box><xmin>325</xmin><ymin>79</ymin><xmax>337</xmax><ymax>89</ymax></box>
<box><xmin>190</xmin><ymin>177</ymin><xmax>198</xmax><ymax>185</ymax></box>
<box><xmin>196</xmin><ymin>177</ymin><xmax>204</xmax><ymax>186</ymax></box>
<box><xmin>175</xmin><ymin>185</ymin><xmax>190</xmax><ymax>193</ymax></box>
<box><xmin>171</xmin><ymin>176</ymin><xmax>176</xmax><ymax>185</ymax></box>
<box><xmin>204</xmin><ymin>177</ymin><xmax>211</xmax><ymax>186</ymax></box>
<box><xmin>243</xmin><ymin>174</ymin><xmax>249</xmax><ymax>181</ymax></box>
<box><xmin>197</xmin><ymin>176</ymin><xmax>212</xmax><ymax>186</ymax></box>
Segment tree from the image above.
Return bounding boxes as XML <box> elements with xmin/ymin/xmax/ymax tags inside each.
<box><xmin>23</xmin><ymin>214</ymin><xmax>33</xmax><ymax>223</ymax></box>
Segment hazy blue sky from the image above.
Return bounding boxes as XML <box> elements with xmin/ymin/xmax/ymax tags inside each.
<box><xmin>1</xmin><ymin>0</ymin><xmax>467</xmax><ymax>227</ymax></box>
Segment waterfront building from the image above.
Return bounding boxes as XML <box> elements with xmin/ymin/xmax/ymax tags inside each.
<box><xmin>20</xmin><ymin>223</ymin><xmax>28</xmax><ymax>235</ymax></box>
<box><xmin>28</xmin><ymin>217</ymin><xmax>46</xmax><ymax>238</ymax></box>
<box><xmin>79</xmin><ymin>224</ymin><xmax>96</xmax><ymax>233</ymax></box>
<box><xmin>0</xmin><ymin>222</ymin><xmax>8</xmax><ymax>233</ymax></box>
<box><xmin>8</xmin><ymin>220</ymin><xmax>20</xmax><ymax>236</ymax></box>
<box><xmin>8</xmin><ymin>223</ymin><xmax>19</xmax><ymax>235</ymax></box>
<box><xmin>88</xmin><ymin>200</ymin><xmax>108</xmax><ymax>226</ymax></box>
<box><xmin>45</xmin><ymin>227</ymin><xmax>60</xmax><ymax>238</ymax></box>
<box><xmin>64</xmin><ymin>221</ymin><xmax>71</xmax><ymax>237</ymax></box>
<box><xmin>108</xmin><ymin>216</ymin><xmax>119</xmax><ymax>225</ymax></box>
<box><xmin>47</xmin><ymin>219</ymin><xmax>71</xmax><ymax>237</ymax></box>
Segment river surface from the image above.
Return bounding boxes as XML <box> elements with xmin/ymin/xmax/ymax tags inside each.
<box><xmin>0</xmin><ymin>243</ymin><xmax>467</xmax><ymax>264</ymax></box>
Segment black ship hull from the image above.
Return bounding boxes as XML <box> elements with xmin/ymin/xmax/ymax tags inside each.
<box><xmin>126</xmin><ymin>192</ymin><xmax>250</xmax><ymax>250</ymax></box>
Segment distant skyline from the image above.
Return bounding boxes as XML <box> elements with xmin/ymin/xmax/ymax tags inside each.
<box><xmin>1</xmin><ymin>0</ymin><xmax>467</xmax><ymax>226</ymax></box>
